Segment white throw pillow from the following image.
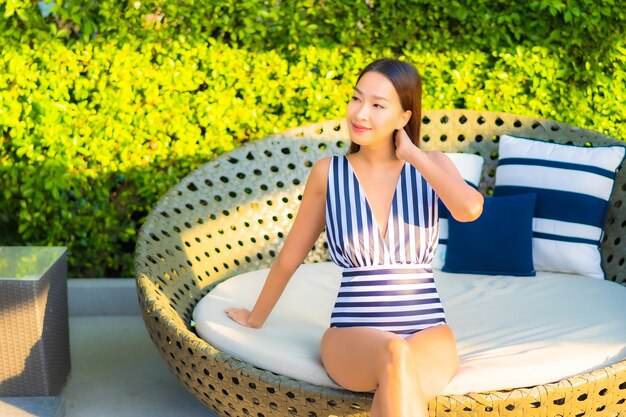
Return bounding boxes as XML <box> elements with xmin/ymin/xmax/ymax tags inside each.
<box><xmin>432</xmin><ymin>153</ymin><xmax>484</xmax><ymax>270</ymax></box>
<box><xmin>494</xmin><ymin>135</ymin><xmax>625</xmax><ymax>279</ymax></box>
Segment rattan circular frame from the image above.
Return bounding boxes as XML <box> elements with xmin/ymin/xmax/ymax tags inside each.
<box><xmin>136</xmin><ymin>110</ymin><xmax>626</xmax><ymax>417</ymax></box>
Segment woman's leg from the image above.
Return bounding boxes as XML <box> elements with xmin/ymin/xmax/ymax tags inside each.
<box><xmin>320</xmin><ymin>327</ymin><xmax>428</xmax><ymax>417</ymax></box>
<box><xmin>405</xmin><ymin>323</ymin><xmax>460</xmax><ymax>402</ymax></box>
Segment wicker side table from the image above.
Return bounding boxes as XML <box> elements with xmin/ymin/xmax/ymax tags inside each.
<box><xmin>0</xmin><ymin>247</ymin><xmax>71</xmax><ymax>396</ymax></box>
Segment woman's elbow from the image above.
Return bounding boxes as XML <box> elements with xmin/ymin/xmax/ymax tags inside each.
<box><xmin>451</xmin><ymin>194</ymin><xmax>484</xmax><ymax>223</ymax></box>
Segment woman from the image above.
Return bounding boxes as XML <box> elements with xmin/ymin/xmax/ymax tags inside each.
<box><xmin>226</xmin><ymin>58</ymin><xmax>483</xmax><ymax>417</ymax></box>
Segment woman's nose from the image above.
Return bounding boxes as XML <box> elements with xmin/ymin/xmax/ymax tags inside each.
<box><xmin>356</xmin><ymin>103</ymin><xmax>369</xmax><ymax>121</ymax></box>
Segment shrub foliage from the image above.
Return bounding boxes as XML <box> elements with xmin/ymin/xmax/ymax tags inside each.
<box><xmin>1</xmin><ymin>0</ymin><xmax>624</xmax><ymax>277</ymax></box>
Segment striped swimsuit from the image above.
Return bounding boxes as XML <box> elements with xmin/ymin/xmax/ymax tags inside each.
<box><xmin>326</xmin><ymin>155</ymin><xmax>447</xmax><ymax>337</ymax></box>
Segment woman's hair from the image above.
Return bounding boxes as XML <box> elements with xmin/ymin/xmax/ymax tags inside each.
<box><xmin>347</xmin><ymin>58</ymin><xmax>422</xmax><ymax>154</ymax></box>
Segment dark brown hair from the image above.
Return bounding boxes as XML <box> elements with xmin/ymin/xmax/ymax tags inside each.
<box><xmin>347</xmin><ymin>59</ymin><xmax>422</xmax><ymax>154</ymax></box>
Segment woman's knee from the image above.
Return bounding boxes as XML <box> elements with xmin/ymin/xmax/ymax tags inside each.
<box><xmin>383</xmin><ymin>337</ymin><xmax>413</xmax><ymax>370</ymax></box>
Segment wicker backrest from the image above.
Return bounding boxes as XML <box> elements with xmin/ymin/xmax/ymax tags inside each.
<box><xmin>135</xmin><ymin>110</ymin><xmax>625</xmax><ymax>331</ymax></box>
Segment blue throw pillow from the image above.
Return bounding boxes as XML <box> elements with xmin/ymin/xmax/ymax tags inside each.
<box><xmin>443</xmin><ymin>193</ymin><xmax>537</xmax><ymax>276</ymax></box>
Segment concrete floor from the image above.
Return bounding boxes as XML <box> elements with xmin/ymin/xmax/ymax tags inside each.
<box><xmin>61</xmin><ymin>315</ymin><xmax>217</xmax><ymax>417</ymax></box>
<box><xmin>2</xmin><ymin>277</ymin><xmax>220</xmax><ymax>417</ymax></box>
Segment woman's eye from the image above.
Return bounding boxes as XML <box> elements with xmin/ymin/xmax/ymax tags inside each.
<box><xmin>351</xmin><ymin>96</ymin><xmax>360</xmax><ymax>102</ymax></box>
<box><xmin>374</xmin><ymin>104</ymin><xmax>384</xmax><ymax>109</ymax></box>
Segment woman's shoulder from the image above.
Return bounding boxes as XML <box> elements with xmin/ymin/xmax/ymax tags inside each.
<box><xmin>310</xmin><ymin>157</ymin><xmax>332</xmax><ymax>177</ymax></box>
<box><xmin>306</xmin><ymin>157</ymin><xmax>333</xmax><ymax>189</ymax></box>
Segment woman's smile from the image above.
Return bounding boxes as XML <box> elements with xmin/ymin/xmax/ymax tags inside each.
<box><xmin>351</xmin><ymin>122</ymin><xmax>371</xmax><ymax>133</ymax></box>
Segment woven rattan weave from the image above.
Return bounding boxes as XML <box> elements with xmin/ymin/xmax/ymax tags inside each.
<box><xmin>0</xmin><ymin>247</ymin><xmax>70</xmax><ymax>396</ymax></box>
<box><xmin>135</xmin><ymin>110</ymin><xmax>626</xmax><ymax>417</ymax></box>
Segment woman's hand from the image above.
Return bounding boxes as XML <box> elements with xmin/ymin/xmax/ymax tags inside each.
<box><xmin>394</xmin><ymin>128</ymin><xmax>419</xmax><ymax>161</ymax></box>
<box><xmin>225</xmin><ymin>307</ymin><xmax>260</xmax><ymax>328</ymax></box>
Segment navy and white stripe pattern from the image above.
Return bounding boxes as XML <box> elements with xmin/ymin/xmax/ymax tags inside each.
<box><xmin>326</xmin><ymin>155</ymin><xmax>446</xmax><ymax>335</ymax></box>
<box><xmin>494</xmin><ymin>134</ymin><xmax>626</xmax><ymax>279</ymax></box>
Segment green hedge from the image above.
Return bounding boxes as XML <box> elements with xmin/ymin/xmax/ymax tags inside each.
<box><xmin>1</xmin><ymin>0</ymin><xmax>624</xmax><ymax>277</ymax></box>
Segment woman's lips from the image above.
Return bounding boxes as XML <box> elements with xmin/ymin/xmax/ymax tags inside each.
<box><xmin>352</xmin><ymin>122</ymin><xmax>370</xmax><ymax>132</ymax></box>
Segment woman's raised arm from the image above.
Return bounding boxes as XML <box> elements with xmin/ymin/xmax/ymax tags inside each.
<box><xmin>225</xmin><ymin>157</ymin><xmax>330</xmax><ymax>328</ymax></box>
<box><xmin>394</xmin><ymin>129</ymin><xmax>484</xmax><ymax>223</ymax></box>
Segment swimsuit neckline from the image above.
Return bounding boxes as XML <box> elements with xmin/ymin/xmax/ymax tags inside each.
<box><xmin>343</xmin><ymin>155</ymin><xmax>406</xmax><ymax>242</ymax></box>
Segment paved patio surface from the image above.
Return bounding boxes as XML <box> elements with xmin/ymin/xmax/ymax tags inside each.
<box><xmin>62</xmin><ymin>315</ymin><xmax>216</xmax><ymax>417</ymax></box>
<box><xmin>2</xmin><ymin>278</ymin><xmax>218</xmax><ymax>417</ymax></box>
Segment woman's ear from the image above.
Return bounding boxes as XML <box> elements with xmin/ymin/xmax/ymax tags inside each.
<box><xmin>398</xmin><ymin>110</ymin><xmax>412</xmax><ymax>130</ymax></box>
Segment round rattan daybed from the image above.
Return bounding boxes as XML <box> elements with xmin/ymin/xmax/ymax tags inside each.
<box><xmin>135</xmin><ymin>110</ymin><xmax>626</xmax><ymax>417</ymax></box>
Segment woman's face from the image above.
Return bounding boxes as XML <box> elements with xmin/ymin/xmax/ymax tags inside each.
<box><xmin>346</xmin><ymin>71</ymin><xmax>411</xmax><ymax>148</ymax></box>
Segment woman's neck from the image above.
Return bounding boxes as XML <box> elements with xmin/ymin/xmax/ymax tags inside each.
<box><xmin>352</xmin><ymin>138</ymin><xmax>399</xmax><ymax>166</ymax></box>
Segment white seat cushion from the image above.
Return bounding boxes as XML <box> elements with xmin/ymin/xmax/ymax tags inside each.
<box><xmin>192</xmin><ymin>262</ymin><xmax>626</xmax><ymax>395</ymax></box>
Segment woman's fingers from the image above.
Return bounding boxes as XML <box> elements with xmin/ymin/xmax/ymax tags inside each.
<box><xmin>225</xmin><ymin>307</ymin><xmax>252</xmax><ymax>327</ymax></box>
<box><xmin>394</xmin><ymin>128</ymin><xmax>415</xmax><ymax>160</ymax></box>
